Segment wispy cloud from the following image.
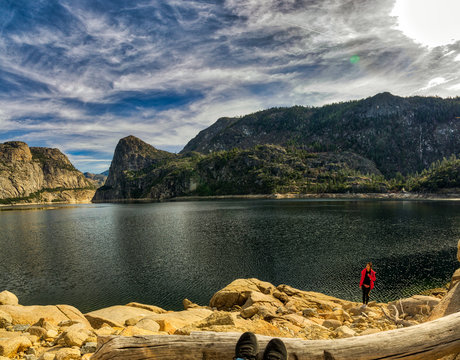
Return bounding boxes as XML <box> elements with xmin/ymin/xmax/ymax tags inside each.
<box><xmin>0</xmin><ymin>0</ymin><xmax>459</xmax><ymax>172</ymax></box>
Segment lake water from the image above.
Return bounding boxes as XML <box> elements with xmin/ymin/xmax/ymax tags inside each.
<box><xmin>0</xmin><ymin>199</ymin><xmax>459</xmax><ymax>313</ymax></box>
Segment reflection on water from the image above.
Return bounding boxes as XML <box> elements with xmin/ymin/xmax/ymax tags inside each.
<box><xmin>0</xmin><ymin>200</ymin><xmax>459</xmax><ymax>312</ymax></box>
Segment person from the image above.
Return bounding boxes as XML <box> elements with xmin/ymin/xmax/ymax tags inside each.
<box><xmin>359</xmin><ymin>262</ymin><xmax>376</xmax><ymax>306</ymax></box>
<box><xmin>234</xmin><ymin>331</ymin><xmax>287</xmax><ymax>360</ymax></box>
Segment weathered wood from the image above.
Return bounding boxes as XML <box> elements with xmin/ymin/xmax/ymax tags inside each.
<box><xmin>91</xmin><ymin>311</ymin><xmax>460</xmax><ymax>360</ymax></box>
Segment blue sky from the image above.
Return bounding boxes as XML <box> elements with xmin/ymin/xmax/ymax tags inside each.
<box><xmin>0</xmin><ymin>0</ymin><xmax>459</xmax><ymax>173</ymax></box>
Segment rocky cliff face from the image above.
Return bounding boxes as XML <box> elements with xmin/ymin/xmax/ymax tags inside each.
<box><xmin>94</xmin><ymin>135</ymin><xmax>386</xmax><ymax>201</ymax></box>
<box><xmin>182</xmin><ymin>93</ymin><xmax>460</xmax><ymax>176</ymax></box>
<box><xmin>0</xmin><ymin>141</ymin><xmax>95</xmax><ymax>204</ymax></box>
<box><xmin>92</xmin><ymin>136</ymin><xmax>176</xmax><ymax>201</ymax></box>
<box><xmin>84</xmin><ymin>172</ymin><xmax>108</xmax><ymax>188</ymax></box>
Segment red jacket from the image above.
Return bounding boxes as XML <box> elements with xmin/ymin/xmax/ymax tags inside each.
<box><xmin>360</xmin><ymin>268</ymin><xmax>376</xmax><ymax>289</ymax></box>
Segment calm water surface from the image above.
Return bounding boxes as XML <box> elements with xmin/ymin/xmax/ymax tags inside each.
<box><xmin>0</xmin><ymin>199</ymin><xmax>458</xmax><ymax>312</ymax></box>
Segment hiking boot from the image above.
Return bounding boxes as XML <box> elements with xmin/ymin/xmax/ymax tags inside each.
<box><xmin>234</xmin><ymin>332</ymin><xmax>259</xmax><ymax>360</ymax></box>
<box><xmin>263</xmin><ymin>338</ymin><xmax>287</xmax><ymax>360</ymax></box>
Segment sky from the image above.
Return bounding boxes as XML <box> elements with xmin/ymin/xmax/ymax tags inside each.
<box><xmin>0</xmin><ymin>0</ymin><xmax>460</xmax><ymax>173</ymax></box>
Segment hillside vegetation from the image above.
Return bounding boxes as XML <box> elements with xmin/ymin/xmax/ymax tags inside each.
<box><xmin>182</xmin><ymin>93</ymin><xmax>460</xmax><ymax>177</ymax></box>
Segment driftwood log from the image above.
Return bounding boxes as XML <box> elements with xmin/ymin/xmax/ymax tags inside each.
<box><xmin>91</xmin><ymin>311</ymin><xmax>460</xmax><ymax>360</ymax></box>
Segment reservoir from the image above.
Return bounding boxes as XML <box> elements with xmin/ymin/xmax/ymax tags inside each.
<box><xmin>0</xmin><ymin>199</ymin><xmax>458</xmax><ymax>313</ymax></box>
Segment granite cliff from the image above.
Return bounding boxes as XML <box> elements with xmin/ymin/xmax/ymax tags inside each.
<box><xmin>93</xmin><ymin>135</ymin><xmax>388</xmax><ymax>201</ymax></box>
<box><xmin>96</xmin><ymin>93</ymin><xmax>459</xmax><ymax>202</ymax></box>
<box><xmin>182</xmin><ymin>93</ymin><xmax>460</xmax><ymax>177</ymax></box>
<box><xmin>84</xmin><ymin>172</ymin><xmax>108</xmax><ymax>188</ymax></box>
<box><xmin>0</xmin><ymin>141</ymin><xmax>95</xmax><ymax>204</ymax></box>
<box><xmin>93</xmin><ymin>136</ymin><xmax>176</xmax><ymax>201</ymax></box>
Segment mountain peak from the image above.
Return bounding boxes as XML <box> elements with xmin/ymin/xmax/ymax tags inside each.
<box><xmin>95</xmin><ymin>136</ymin><xmax>176</xmax><ymax>200</ymax></box>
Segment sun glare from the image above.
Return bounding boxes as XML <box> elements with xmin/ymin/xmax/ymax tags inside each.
<box><xmin>391</xmin><ymin>0</ymin><xmax>460</xmax><ymax>48</ymax></box>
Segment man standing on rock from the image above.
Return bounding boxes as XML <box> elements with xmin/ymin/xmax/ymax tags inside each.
<box><xmin>360</xmin><ymin>262</ymin><xmax>376</xmax><ymax>306</ymax></box>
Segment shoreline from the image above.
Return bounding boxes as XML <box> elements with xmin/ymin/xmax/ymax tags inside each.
<box><xmin>1</xmin><ymin>191</ymin><xmax>459</xmax><ymax>208</ymax></box>
<box><xmin>95</xmin><ymin>191</ymin><xmax>460</xmax><ymax>204</ymax></box>
<box><xmin>168</xmin><ymin>192</ymin><xmax>460</xmax><ymax>202</ymax></box>
<box><xmin>0</xmin><ymin>275</ymin><xmax>457</xmax><ymax>359</ymax></box>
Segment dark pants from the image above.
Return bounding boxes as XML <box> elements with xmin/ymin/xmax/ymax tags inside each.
<box><xmin>362</xmin><ymin>286</ymin><xmax>370</xmax><ymax>304</ymax></box>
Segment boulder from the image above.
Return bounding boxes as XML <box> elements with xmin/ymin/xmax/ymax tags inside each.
<box><xmin>54</xmin><ymin>347</ymin><xmax>81</xmax><ymax>360</ymax></box>
<box><xmin>46</xmin><ymin>329</ymin><xmax>59</xmax><ymax>339</ymax></box>
<box><xmin>155</xmin><ymin>319</ymin><xmax>177</xmax><ymax>335</ymax></box>
<box><xmin>94</xmin><ymin>326</ymin><xmax>118</xmax><ymax>336</ymax></box>
<box><xmin>63</xmin><ymin>323</ymin><xmax>92</xmax><ymax>347</ymax></box>
<box><xmin>299</xmin><ymin>323</ymin><xmax>331</xmax><ymax>340</ymax></box>
<box><xmin>81</xmin><ymin>342</ymin><xmax>97</xmax><ymax>355</ymax></box>
<box><xmin>240</xmin><ymin>306</ymin><xmax>258</xmax><ymax>319</ymax></box>
<box><xmin>242</xmin><ymin>291</ymin><xmax>282</xmax><ymax>309</ymax></box>
<box><xmin>257</xmin><ymin>305</ymin><xmax>277</xmax><ymax>319</ymax></box>
<box><xmin>457</xmin><ymin>239</ymin><xmax>460</xmax><ymax>262</ymax></box>
<box><xmin>119</xmin><ymin>326</ymin><xmax>161</xmax><ymax>336</ymax></box>
<box><xmin>389</xmin><ymin>295</ymin><xmax>440</xmax><ymax>316</ymax></box>
<box><xmin>134</xmin><ymin>318</ymin><xmax>160</xmax><ymax>332</ymax></box>
<box><xmin>283</xmin><ymin>314</ymin><xmax>317</xmax><ymax>328</ymax></box>
<box><xmin>134</xmin><ymin>308</ymin><xmax>213</xmax><ymax>333</ymax></box>
<box><xmin>33</xmin><ymin>318</ymin><xmax>58</xmax><ymax>332</ymax></box>
<box><xmin>125</xmin><ymin>302</ymin><xmax>167</xmax><ymax>314</ymax></box>
<box><xmin>0</xmin><ymin>311</ymin><xmax>12</xmax><ymax>328</ymax></box>
<box><xmin>183</xmin><ymin>299</ymin><xmax>201</xmax><ymax>310</ymax></box>
<box><xmin>323</xmin><ymin>309</ymin><xmax>350</xmax><ymax>323</ymax></box>
<box><xmin>0</xmin><ymin>333</ymin><xmax>32</xmax><ymax>357</ymax></box>
<box><xmin>12</xmin><ymin>324</ymin><xmax>29</xmax><ymax>332</ymax></box>
<box><xmin>209</xmin><ymin>279</ymin><xmax>276</xmax><ymax>310</ymax></box>
<box><xmin>348</xmin><ymin>306</ymin><xmax>366</xmax><ymax>316</ymax></box>
<box><xmin>273</xmin><ymin>290</ymin><xmax>289</xmax><ymax>303</ymax></box>
<box><xmin>38</xmin><ymin>351</ymin><xmax>56</xmax><ymax>360</ymax></box>
<box><xmin>322</xmin><ymin>319</ymin><xmax>342</xmax><ymax>330</ymax></box>
<box><xmin>124</xmin><ymin>316</ymin><xmax>144</xmax><ymax>326</ymax></box>
<box><xmin>302</xmin><ymin>308</ymin><xmax>318</xmax><ymax>317</ymax></box>
<box><xmin>188</xmin><ymin>312</ymin><xmax>237</xmax><ymax>330</ymax></box>
<box><xmin>334</xmin><ymin>325</ymin><xmax>356</xmax><ymax>338</ymax></box>
<box><xmin>85</xmin><ymin>305</ymin><xmax>160</xmax><ymax>328</ymax></box>
<box><xmin>27</xmin><ymin>326</ymin><xmax>47</xmax><ymax>339</ymax></box>
<box><xmin>0</xmin><ymin>291</ymin><xmax>18</xmax><ymax>306</ymax></box>
<box><xmin>0</xmin><ymin>305</ymin><xmax>91</xmax><ymax>328</ymax></box>
<box><xmin>429</xmin><ymin>282</ymin><xmax>460</xmax><ymax>320</ymax></box>
<box><xmin>449</xmin><ymin>268</ymin><xmax>460</xmax><ymax>290</ymax></box>
<box><xmin>276</xmin><ymin>285</ymin><xmax>348</xmax><ymax>310</ymax></box>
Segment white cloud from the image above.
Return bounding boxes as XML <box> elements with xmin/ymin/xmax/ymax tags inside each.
<box><xmin>1</xmin><ymin>0</ymin><xmax>460</xmax><ymax>172</ymax></box>
<box><xmin>447</xmin><ymin>83</ymin><xmax>460</xmax><ymax>91</ymax></box>
<box><xmin>391</xmin><ymin>0</ymin><xmax>460</xmax><ymax>48</ymax></box>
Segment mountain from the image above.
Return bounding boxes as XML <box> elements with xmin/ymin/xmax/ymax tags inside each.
<box><xmin>182</xmin><ymin>93</ymin><xmax>460</xmax><ymax>177</ymax></box>
<box><xmin>92</xmin><ymin>136</ymin><xmax>176</xmax><ymax>201</ymax></box>
<box><xmin>407</xmin><ymin>155</ymin><xmax>459</xmax><ymax>193</ymax></box>
<box><xmin>0</xmin><ymin>141</ymin><xmax>96</xmax><ymax>204</ymax></box>
<box><xmin>84</xmin><ymin>172</ymin><xmax>108</xmax><ymax>188</ymax></box>
<box><xmin>93</xmin><ymin>136</ymin><xmax>388</xmax><ymax>201</ymax></box>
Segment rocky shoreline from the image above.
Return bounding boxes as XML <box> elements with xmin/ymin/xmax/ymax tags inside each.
<box><xmin>91</xmin><ymin>191</ymin><xmax>460</xmax><ymax>204</ymax></box>
<box><xmin>168</xmin><ymin>192</ymin><xmax>460</xmax><ymax>202</ymax></box>
<box><xmin>1</xmin><ymin>191</ymin><xmax>458</xmax><ymax>207</ymax></box>
<box><xmin>1</xmin><ymin>239</ymin><xmax>459</xmax><ymax>360</ymax></box>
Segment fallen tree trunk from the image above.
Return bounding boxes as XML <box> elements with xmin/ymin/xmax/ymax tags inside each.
<box><xmin>91</xmin><ymin>311</ymin><xmax>460</xmax><ymax>360</ymax></box>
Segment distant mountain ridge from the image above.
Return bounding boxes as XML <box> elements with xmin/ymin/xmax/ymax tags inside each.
<box><xmin>84</xmin><ymin>172</ymin><xmax>108</xmax><ymax>188</ymax></box>
<box><xmin>0</xmin><ymin>141</ymin><xmax>96</xmax><ymax>204</ymax></box>
<box><xmin>182</xmin><ymin>92</ymin><xmax>460</xmax><ymax>176</ymax></box>
<box><xmin>93</xmin><ymin>137</ymin><xmax>387</xmax><ymax>201</ymax></box>
<box><xmin>94</xmin><ymin>93</ymin><xmax>460</xmax><ymax>202</ymax></box>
